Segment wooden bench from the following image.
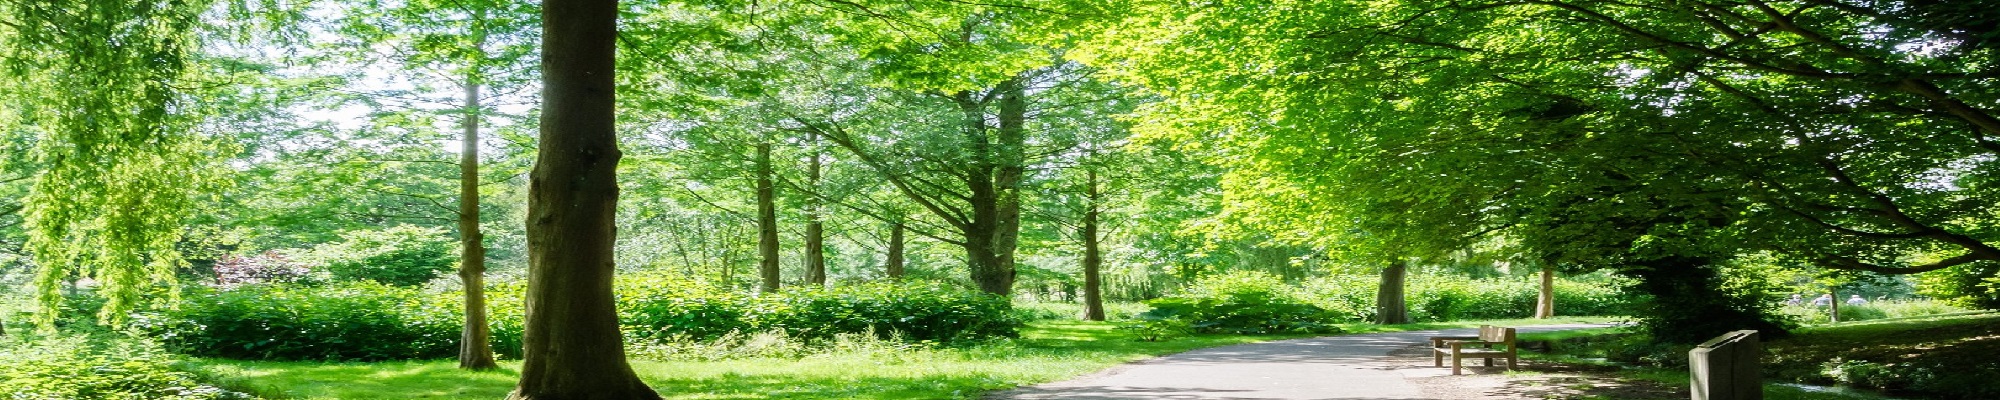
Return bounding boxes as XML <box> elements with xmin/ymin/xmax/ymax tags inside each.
<box><xmin>1429</xmin><ymin>325</ymin><xmax>1517</xmax><ymax>375</ymax></box>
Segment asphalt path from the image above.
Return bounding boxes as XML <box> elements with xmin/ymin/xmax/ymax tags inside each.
<box><xmin>989</xmin><ymin>324</ymin><xmax>1613</xmax><ymax>400</ymax></box>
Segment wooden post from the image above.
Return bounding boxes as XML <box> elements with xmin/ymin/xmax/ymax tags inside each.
<box><xmin>1689</xmin><ymin>330</ymin><xmax>1761</xmax><ymax>400</ymax></box>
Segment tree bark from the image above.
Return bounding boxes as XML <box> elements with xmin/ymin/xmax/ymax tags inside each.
<box><xmin>1535</xmin><ymin>264</ymin><xmax>1555</xmax><ymax>319</ymax></box>
<box><xmin>1375</xmin><ymin>259</ymin><xmax>1409</xmax><ymax>324</ymax></box>
<box><xmin>1081</xmin><ymin>166</ymin><xmax>1106</xmax><ymax>322</ymax></box>
<box><xmin>957</xmin><ymin>78</ymin><xmax>1028</xmax><ymax>296</ymax></box>
<box><xmin>456</xmin><ymin>49</ymin><xmax>497</xmax><ymax>370</ymax></box>
<box><xmin>508</xmin><ymin>0</ymin><xmax>657</xmax><ymax>397</ymax></box>
<box><xmin>804</xmin><ymin>135</ymin><xmax>826</xmax><ymax>286</ymax></box>
<box><xmin>885</xmin><ymin>220</ymin><xmax>905</xmax><ymax>280</ymax></box>
<box><xmin>755</xmin><ymin>140</ymin><xmax>780</xmax><ymax>293</ymax></box>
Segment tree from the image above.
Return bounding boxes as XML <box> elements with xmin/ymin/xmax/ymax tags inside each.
<box><xmin>507</xmin><ymin>0</ymin><xmax>658</xmax><ymax>397</ymax></box>
<box><xmin>1073</xmin><ymin>0</ymin><xmax>2000</xmax><ymax>334</ymax></box>
<box><xmin>4</xmin><ymin>0</ymin><xmax>226</xmax><ymax>328</ymax></box>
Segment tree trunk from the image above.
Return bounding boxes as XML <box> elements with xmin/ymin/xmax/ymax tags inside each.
<box><xmin>456</xmin><ymin>54</ymin><xmax>497</xmax><ymax>371</ymax></box>
<box><xmin>885</xmin><ymin>220</ymin><xmax>905</xmax><ymax>280</ymax></box>
<box><xmin>1828</xmin><ymin>289</ymin><xmax>1840</xmax><ymax>323</ymax></box>
<box><xmin>1375</xmin><ymin>259</ymin><xmax>1409</xmax><ymax>324</ymax></box>
<box><xmin>755</xmin><ymin>140</ymin><xmax>780</xmax><ymax>293</ymax></box>
<box><xmin>804</xmin><ymin>135</ymin><xmax>826</xmax><ymax>286</ymax></box>
<box><xmin>1534</xmin><ymin>264</ymin><xmax>1555</xmax><ymax>319</ymax></box>
<box><xmin>958</xmin><ymin>78</ymin><xmax>1028</xmax><ymax>296</ymax></box>
<box><xmin>508</xmin><ymin>0</ymin><xmax>657</xmax><ymax>397</ymax></box>
<box><xmin>1081</xmin><ymin>167</ymin><xmax>1106</xmax><ymax>322</ymax></box>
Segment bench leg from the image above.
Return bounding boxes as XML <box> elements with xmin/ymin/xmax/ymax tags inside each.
<box><xmin>1452</xmin><ymin>354</ymin><xmax>1463</xmax><ymax>375</ymax></box>
<box><xmin>1483</xmin><ymin>357</ymin><xmax>1494</xmax><ymax>367</ymax></box>
<box><xmin>1433</xmin><ymin>352</ymin><xmax>1443</xmax><ymax>367</ymax></box>
<box><xmin>1506</xmin><ymin>355</ymin><xmax>1516</xmax><ymax>370</ymax></box>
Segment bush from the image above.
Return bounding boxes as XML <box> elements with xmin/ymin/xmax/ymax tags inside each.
<box><xmin>1143</xmin><ymin>271</ymin><xmax>1344</xmax><ymax>334</ymax></box>
<box><xmin>0</xmin><ymin>335</ymin><xmax>250</xmax><ymax>400</ymax></box>
<box><xmin>618</xmin><ymin>275</ymin><xmax>755</xmax><ymax>342</ymax></box>
<box><xmin>1916</xmin><ymin>264</ymin><xmax>2000</xmax><ymax>310</ymax></box>
<box><xmin>756</xmin><ymin>282</ymin><xmax>1021</xmax><ymax>342</ymax></box>
<box><xmin>618</xmin><ymin>275</ymin><xmax>1021</xmax><ymax>345</ymax></box>
<box><xmin>306</xmin><ymin>225</ymin><xmax>458</xmax><ymax>286</ymax></box>
<box><xmin>136</xmin><ymin>282</ymin><xmax>524</xmax><ymax>361</ymax></box>
<box><xmin>211</xmin><ymin>250</ymin><xmax>316</xmax><ymax>288</ymax></box>
<box><xmin>1298</xmin><ymin>272</ymin><xmax>1634</xmax><ymax>323</ymax></box>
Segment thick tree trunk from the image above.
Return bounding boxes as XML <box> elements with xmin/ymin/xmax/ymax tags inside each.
<box><xmin>508</xmin><ymin>0</ymin><xmax>657</xmax><ymax>397</ymax></box>
<box><xmin>960</xmin><ymin>78</ymin><xmax>1028</xmax><ymax>296</ymax></box>
<box><xmin>804</xmin><ymin>137</ymin><xmax>826</xmax><ymax>286</ymax></box>
<box><xmin>755</xmin><ymin>140</ymin><xmax>781</xmax><ymax>293</ymax></box>
<box><xmin>1375</xmin><ymin>259</ymin><xmax>1409</xmax><ymax>324</ymax></box>
<box><xmin>1081</xmin><ymin>167</ymin><xmax>1106</xmax><ymax>322</ymax></box>
<box><xmin>1534</xmin><ymin>264</ymin><xmax>1555</xmax><ymax>319</ymax></box>
<box><xmin>456</xmin><ymin>65</ymin><xmax>497</xmax><ymax>371</ymax></box>
<box><xmin>885</xmin><ymin>221</ymin><xmax>905</xmax><ymax>280</ymax></box>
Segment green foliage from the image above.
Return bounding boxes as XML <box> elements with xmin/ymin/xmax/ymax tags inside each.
<box><xmin>6</xmin><ymin>0</ymin><xmax>226</xmax><ymax>330</ymax></box>
<box><xmin>305</xmin><ymin>225</ymin><xmax>458</xmax><ymax>286</ymax></box>
<box><xmin>0</xmin><ymin>335</ymin><xmax>250</xmax><ymax>400</ymax></box>
<box><xmin>1113</xmin><ymin>313</ymin><xmax>1192</xmax><ymax>342</ymax></box>
<box><xmin>1916</xmin><ymin>263</ymin><xmax>2000</xmax><ymax>310</ymax></box>
<box><xmin>756</xmin><ymin>282</ymin><xmax>1022</xmax><ymax>342</ymax></box>
<box><xmin>1627</xmin><ymin>258</ymin><xmax>1795</xmax><ymax>344</ymax></box>
<box><xmin>1143</xmin><ymin>271</ymin><xmax>1343</xmax><ymax>334</ymax></box>
<box><xmin>1781</xmin><ymin>299</ymin><xmax>1967</xmax><ymax>325</ymax></box>
<box><xmin>617</xmin><ymin>274</ymin><xmax>755</xmax><ymax>342</ymax></box>
<box><xmin>619</xmin><ymin>275</ymin><xmax>1021</xmax><ymax>344</ymax></box>
<box><xmin>136</xmin><ymin>282</ymin><xmax>524</xmax><ymax>361</ymax></box>
<box><xmin>1298</xmin><ymin>272</ymin><xmax>1634</xmax><ymax>323</ymax></box>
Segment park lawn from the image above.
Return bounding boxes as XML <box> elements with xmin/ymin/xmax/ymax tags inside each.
<box><xmin>191</xmin><ymin>317</ymin><xmax>1623</xmax><ymax>399</ymax></box>
<box><xmin>192</xmin><ymin>320</ymin><xmax>1306</xmax><ymax>399</ymax></box>
<box><xmin>1515</xmin><ymin>311</ymin><xmax>2000</xmax><ymax>400</ymax></box>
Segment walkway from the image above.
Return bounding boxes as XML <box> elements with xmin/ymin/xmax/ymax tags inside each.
<box><xmin>990</xmin><ymin>324</ymin><xmax>1612</xmax><ymax>400</ymax></box>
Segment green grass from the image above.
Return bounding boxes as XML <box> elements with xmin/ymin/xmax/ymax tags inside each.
<box><xmin>193</xmin><ymin>317</ymin><xmax>1625</xmax><ymax>399</ymax></box>
<box><xmin>192</xmin><ymin>321</ymin><xmax>1307</xmax><ymax>399</ymax></box>
<box><xmin>1517</xmin><ymin>311</ymin><xmax>2000</xmax><ymax>400</ymax></box>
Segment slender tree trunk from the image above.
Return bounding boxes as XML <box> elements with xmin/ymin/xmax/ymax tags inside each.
<box><xmin>1829</xmin><ymin>289</ymin><xmax>1841</xmax><ymax>323</ymax></box>
<box><xmin>508</xmin><ymin>0</ymin><xmax>657</xmax><ymax>397</ymax></box>
<box><xmin>1376</xmin><ymin>258</ymin><xmax>1409</xmax><ymax>324</ymax></box>
<box><xmin>1081</xmin><ymin>167</ymin><xmax>1106</xmax><ymax>322</ymax></box>
<box><xmin>804</xmin><ymin>135</ymin><xmax>826</xmax><ymax>286</ymax></box>
<box><xmin>456</xmin><ymin>53</ymin><xmax>498</xmax><ymax>371</ymax></box>
<box><xmin>1535</xmin><ymin>264</ymin><xmax>1555</xmax><ymax>319</ymax></box>
<box><xmin>885</xmin><ymin>220</ymin><xmax>905</xmax><ymax>280</ymax></box>
<box><xmin>755</xmin><ymin>140</ymin><xmax>781</xmax><ymax>293</ymax></box>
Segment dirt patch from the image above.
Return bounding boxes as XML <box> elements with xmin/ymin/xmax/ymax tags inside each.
<box><xmin>1388</xmin><ymin>345</ymin><xmax>1686</xmax><ymax>400</ymax></box>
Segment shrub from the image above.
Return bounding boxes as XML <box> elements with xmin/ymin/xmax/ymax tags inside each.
<box><xmin>211</xmin><ymin>250</ymin><xmax>315</xmax><ymax>288</ymax></box>
<box><xmin>1298</xmin><ymin>272</ymin><xmax>1634</xmax><ymax>323</ymax></box>
<box><xmin>0</xmin><ymin>335</ymin><xmax>250</xmax><ymax>400</ymax></box>
<box><xmin>136</xmin><ymin>282</ymin><xmax>524</xmax><ymax>361</ymax></box>
<box><xmin>617</xmin><ymin>274</ymin><xmax>754</xmax><ymax>342</ymax></box>
<box><xmin>755</xmin><ymin>282</ymin><xmax>1022</xmax><ymax>342</ymax></box>
<box><xmin>306</xmin><ymin>225</ymin><xmax>457</xmax><ymax>286</ymax></box>
<box><xmin>1144</xmin><ymin>271</ymin><xmax>1344</xmax><ymax>334</ymax></box>
<box><xmin>1916</xmin><ymin>264</ymin><xmax>2000</xmax><ymax>310</ymax></box>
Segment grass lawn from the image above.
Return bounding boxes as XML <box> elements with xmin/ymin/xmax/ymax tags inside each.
<box><xmin>192</xmin><ymin>317</ymin><xmax>1621</xmax><ymax>399</ymax></box>
<box><xmin>1513</xmin><ymin>311</ymin><xmax>2000</xmax><ymax>400</ymax></box>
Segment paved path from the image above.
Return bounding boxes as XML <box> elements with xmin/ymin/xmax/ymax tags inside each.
<box><xmin>990</xmin><ymin>324</ymin><xmax>1612</xmax><ymax>400</ymax></box>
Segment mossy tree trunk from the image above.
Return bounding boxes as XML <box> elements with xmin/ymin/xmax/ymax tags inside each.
<box><xmin>755</xmin><ymin>139</ymin><xmax>781</xmax><ymax>293</ymax></box>
<box><xmin>1535</xmin><ymin>264</ymin><xmax>1555</xmax><ymax>319</ymax></box>
<box><xmin>456</xmin><ymin>45</ymin><xmax>498</xmax><ymax>370</ymax></box>
<box><xmin>1376</xmin><ymin>259</ymin><xmax>1409</xmax><ymax>324</ymax></box>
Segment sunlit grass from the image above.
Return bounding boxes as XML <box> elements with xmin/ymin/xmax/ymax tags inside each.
<box><xmin>194</xmin><ymin>317</ymin><xmax>1626</xmax><ymax>399</ymax></box>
